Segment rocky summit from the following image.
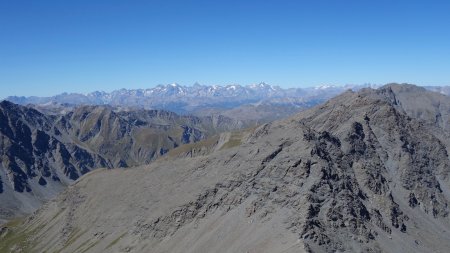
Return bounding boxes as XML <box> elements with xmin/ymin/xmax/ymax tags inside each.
<box><xmin>1</xmin><ymin>84</ymin><xmax>450</xmax><ymax>253</ymax></box>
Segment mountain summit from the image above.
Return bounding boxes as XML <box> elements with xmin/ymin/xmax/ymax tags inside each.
<box><xmin>2</xmin><ymin>84</ymin><xmax>449</xmax><ymax>252</ymax></box>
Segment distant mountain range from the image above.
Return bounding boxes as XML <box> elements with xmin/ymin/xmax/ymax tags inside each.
<box><xmin>6</xmin><ymin>83</ymin><xmax>449</xmax><ymax>116</ymax></box>
<box><xmin>6</xmin><ymin>83</ymin><xmax>383</xmax><ymax>114</ymax></box>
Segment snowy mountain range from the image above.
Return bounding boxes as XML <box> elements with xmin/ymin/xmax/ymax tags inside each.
<box><xmin>5</xmin><ymin>83</ymin><xmax>384</xmax><ymax>114</ymax></box>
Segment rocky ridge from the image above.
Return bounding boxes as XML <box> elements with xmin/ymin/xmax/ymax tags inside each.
<box><xmin>2</xmin><ymin>84</ymin><xmax>449</xmax><ymax>252</ymax></box>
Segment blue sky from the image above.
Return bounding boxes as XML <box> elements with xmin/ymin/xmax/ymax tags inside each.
<box><xmin>1</xmin><ymin>0</ymin><xmax>450</xmax><ymax>97</ymax></box>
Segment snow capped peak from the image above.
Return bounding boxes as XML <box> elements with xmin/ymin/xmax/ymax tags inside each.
<box><xmin>9</xmin><ymin>82</ymin><xmax>413</xmax><ymax>112</ymax></box>
<box><xmin>34</xmin><ymin>83</ymin><xmax>380</xmax><ymax>104</ymax></box>
<box><xmin>226</xmin><ymin>85</ymin><xmax>237</xmax><ymax>90</ymax></box>
<box><xmin>247</xmin><ymin>82</ymin><xmax>278</xmax><ymax>92</ymax></box>
<box><xmin>314</xmin><ymin>84</ymin><xmax>336</xmax><ymax>90</ymax></box>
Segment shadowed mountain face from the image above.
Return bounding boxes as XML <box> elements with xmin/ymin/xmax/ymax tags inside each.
<box><xmin>2</xmin><ymin>84</ymin><xmax>449</xmax><ymax>253</ymax></box>
<box><xmin>0</xmin><ymin>101</ymin><xmax>246</xmax><ymax>223</ymax></box>
<box><xmin>0</xmin><ymin>101</ymin><xmax>110</xmax><ymax>222</ymax></box>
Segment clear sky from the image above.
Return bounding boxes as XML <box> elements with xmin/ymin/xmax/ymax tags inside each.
<box><xmin>1</xmin><ymin>0</ymin><xmax>450</xmax><ymax>97</ymax></box>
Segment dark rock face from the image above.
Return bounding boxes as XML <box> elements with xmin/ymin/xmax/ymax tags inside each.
<box><xmin>0</xmin><ymin>101</ymin><xmax>108</xmax><ymax>194</ymax></box>
<box><xmin>38</xmin><ymin>177</ymin><xmax>47</xmax><ymax>186</ymax></box>
<box><xmin>0</xmin><ymin>101</ymin><xmax>247</xmax><ymax>221</ymax></box>
<box><xmin>281</xmin><ymin>85</ymin><xmax>450</xmax><ymax>252</ymax></box>
<box><xmin>181</xmin><ymin>125</ymin><xmax>203</xmax><ymax>144</ymax></box>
